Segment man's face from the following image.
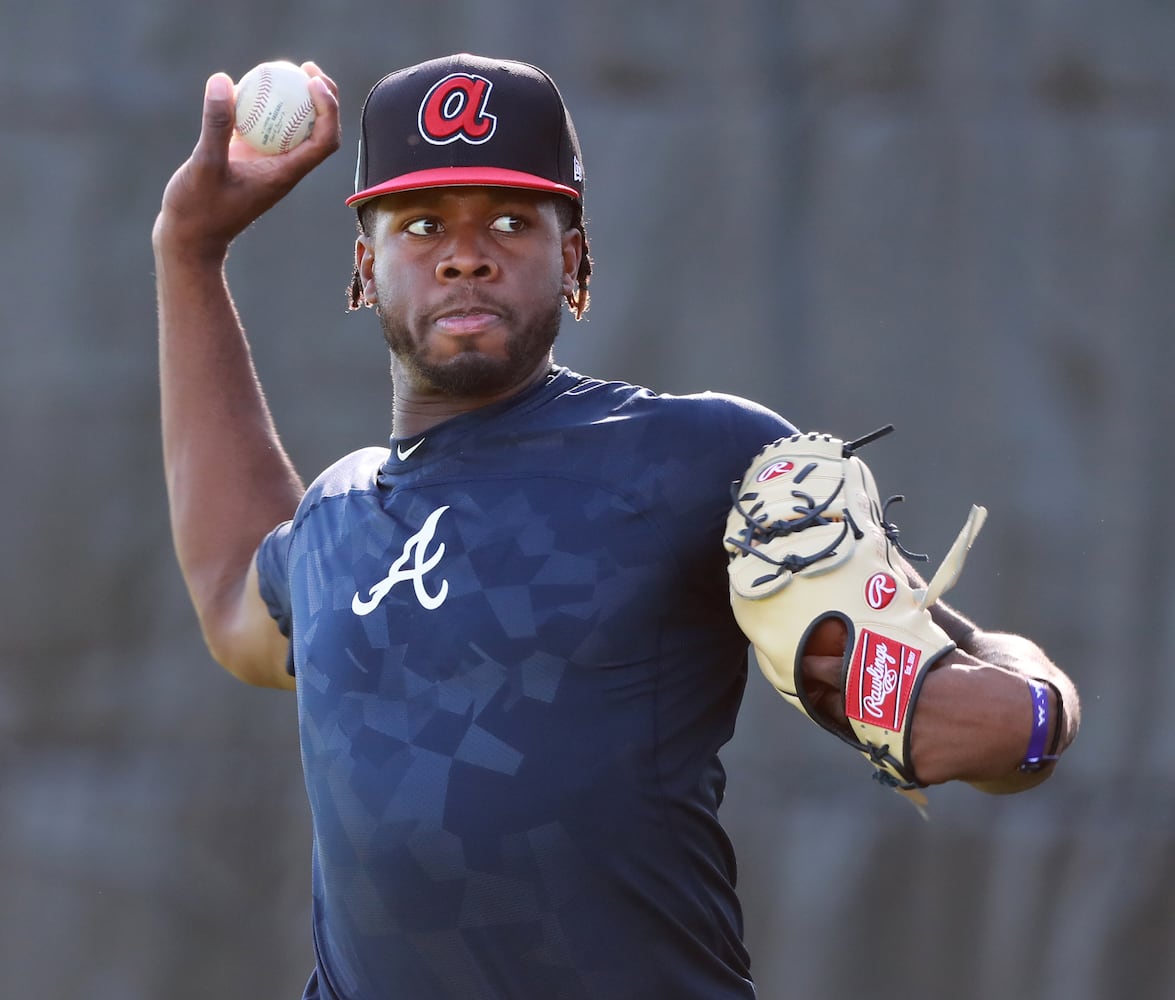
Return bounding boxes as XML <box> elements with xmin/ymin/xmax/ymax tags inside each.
<box><xmin>356</xmin><ymin>187</ymin><xmax>582</xmax><ymax>398</ymax></box>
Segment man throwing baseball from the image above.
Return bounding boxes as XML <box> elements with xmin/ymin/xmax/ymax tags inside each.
<box><xmin>154</xmin><ymin>53</ymin><xmax>1080</xmax><ymax>1000</ymax></box>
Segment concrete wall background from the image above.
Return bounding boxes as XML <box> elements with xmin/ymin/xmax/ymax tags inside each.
<box><xmin>2</xmin><ymin>1</ymin><xmax>1172</xmax><ymax>997</ymax></box>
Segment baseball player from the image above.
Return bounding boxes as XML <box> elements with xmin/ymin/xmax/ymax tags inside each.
<box><xmin>153</xmin><ymin>53</ymin><xmax>1080</xmax><ymax>1000</ymax></box>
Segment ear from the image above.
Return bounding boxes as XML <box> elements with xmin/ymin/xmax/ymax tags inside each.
<box><xmin>355</xmin><ymin>234</ymin><xmax>379</xmax><ymax>306</ymax></box>
<box><xmin>560</xmin><ymin>225</ymin><xmax>583</xmax><ymax>300</ymax></box>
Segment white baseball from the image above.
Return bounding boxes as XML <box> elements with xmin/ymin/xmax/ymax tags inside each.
<box><xmin>234</xmin><ymin>61</ymin><xmax>316</xmax><ymax>155</ymax></box>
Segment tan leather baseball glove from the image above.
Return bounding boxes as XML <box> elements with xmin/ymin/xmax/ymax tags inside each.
<box><xmin>725</xmin><ymin>428</ymin><xmax>987</xmax><ymax>809</ymax></box>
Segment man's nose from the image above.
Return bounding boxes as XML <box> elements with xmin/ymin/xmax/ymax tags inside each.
<box><xmin>436</xmin><ymin>229</ymin><xmax>500</xmax><ymax>282</ymax></box>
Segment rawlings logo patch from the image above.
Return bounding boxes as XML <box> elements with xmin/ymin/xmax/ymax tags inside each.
<box><xmin>756</xmin><ymin>460</ymin><xmax>794</xmax><ymax>483</ymax></box>
<box><xmin>865</xmin><ymin>572</ymin><xmax>897</xmax><ymax>610</ymax></box>
<box><xmin>845</xmin><ymin>628</ymin><xmax>920</xmax><ymax>730</ymax></box>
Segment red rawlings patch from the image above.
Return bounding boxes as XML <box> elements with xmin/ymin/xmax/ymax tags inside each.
<box><xmin>865</xmin><ymin>572</ymin><xmax>897</xmax><ymax>610</ymax></box>
<box><xmin>845</xmin><ymin>628</ymin><xmax>921</xmax><ymax>731</ymax></box>
<box><xmin>756</xmin><ymin>460</ymin><xmax>794</xmax><ymax>483</ymax></box>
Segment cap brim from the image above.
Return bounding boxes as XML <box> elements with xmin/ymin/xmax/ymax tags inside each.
<box><xmin>347</xmin><ymin>167</ymin><xmax>580</xmax><ymax>208</ymax></box>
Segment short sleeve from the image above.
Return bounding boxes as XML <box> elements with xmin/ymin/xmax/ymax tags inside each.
<box><xmin>255</xmin><ymin>519</ymin><xmax>295</xmax><ymax>674</ymax></box>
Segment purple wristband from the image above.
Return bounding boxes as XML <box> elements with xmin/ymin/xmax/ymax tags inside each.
<box><xmin>1019</xmin><ymin>679</ymin><xmax>1055</xmax><ymax>773</ymax></box>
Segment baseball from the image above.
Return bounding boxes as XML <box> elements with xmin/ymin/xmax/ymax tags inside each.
<box><xmin>234</xmin><ymin>60</ymin><xmax>316</xmax><ymax>155</ymax></box>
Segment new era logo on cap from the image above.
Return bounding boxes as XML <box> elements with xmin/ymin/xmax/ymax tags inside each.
<box><xmin>347</xmin><ymin>53</ymin><xmax>585</xmax><ymax>209</ymax></box>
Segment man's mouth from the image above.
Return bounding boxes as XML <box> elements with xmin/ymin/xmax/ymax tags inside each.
<box><xmin>433</xmin><ymin>307</ymin><xmax>502</xmax><ymax>336</ymax></box>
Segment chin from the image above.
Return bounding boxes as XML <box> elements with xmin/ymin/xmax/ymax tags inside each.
<box><xmin>387</xmin><ymin>308</ymin><xmax>560</xmax><ymax>397</ymax></box>
<box><xmin>414</xmin><ymin>352</ymin><xmax>533</xmax><ymax>397</ymax></box>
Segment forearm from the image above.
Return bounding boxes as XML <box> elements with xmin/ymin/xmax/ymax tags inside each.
<box><xmin>150</xmin><ymin>66</ymin><xmax>339</xmax><ymax>681</ymax></box>
<box><xmin>912</xmin><ymin>610</ymin><xmax>1080</xmax><ymax>792</ymax></box>
<box><xmin>154</xmin><ymin>223</ymin><xmax>302</xmax><ymax>632</ymax></box>
<box><xmin>957</xmin><ymin>628</ymin><xmax>1080</xmax><ymax>771</ymax></box>
<box><xmin>892</xmin><ymin>550</ymin><xmax>1080</xmax><ymax>791</ymax></box>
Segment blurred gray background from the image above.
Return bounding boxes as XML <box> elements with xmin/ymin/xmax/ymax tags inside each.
<box><xmin>2</xmin><ymin>1</ymin><xmax>1171</xmax><ymax>997</ymax></box>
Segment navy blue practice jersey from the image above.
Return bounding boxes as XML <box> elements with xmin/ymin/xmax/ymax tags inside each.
<box><xmin>257</xmin><ymin>367</ymin><xmax>795</xmax><ymax>1000</ymax></box>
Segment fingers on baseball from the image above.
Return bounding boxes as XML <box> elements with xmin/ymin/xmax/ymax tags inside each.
<box><xmin>275</xmin><ymin>63</ymin><xmax>341</xmax><ymax>149</ymax></box>
<box><xmin>186</xmin><ymin>73</ymin><xmax>238</xmax><ymax>172</ymax></box>
<box><xmin>305</xmin><ymin>77</ymin><xmax>342</xmax><ymax>152</ymax></box>
<box><xmin>301</xmin><ymin>62</ymin><xmax>338</xmax><ymax>95</ymax></box>
<box><xmin>202</xmin><ymin>73</ymin><xmax>238</xmax><ymax>136</ymax></box>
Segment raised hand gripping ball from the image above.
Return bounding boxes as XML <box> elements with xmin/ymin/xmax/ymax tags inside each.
<box><xmin>234</xmin><ymin>61</ymin><xmax>316</xmax><ymax>155</ymax></box>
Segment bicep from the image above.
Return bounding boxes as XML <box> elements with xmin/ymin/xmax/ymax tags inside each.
<box><xmin>207</xmin><ymin>555</ymin><xmax>295</xmax><ymax>691</ymax></box>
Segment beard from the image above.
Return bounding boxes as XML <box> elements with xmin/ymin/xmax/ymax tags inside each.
<box><xmin>379</xmin><ymin>296</ymin><xmax>564</xmax><ymax>398</ymax></box>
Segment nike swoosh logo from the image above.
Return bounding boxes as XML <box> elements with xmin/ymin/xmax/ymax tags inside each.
<box><xmin>396</xmin><ymin>438</ymin><xmax>426</xmax><ymax>461</ymax></box>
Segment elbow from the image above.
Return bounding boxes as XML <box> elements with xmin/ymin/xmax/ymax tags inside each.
<box><xmin>967</xmin><ymin>765</ymin><xmax>1057</xmax><ymax>796</ymax></box>
<box><xmin>199</xmin><ymin>617</ymin><xmax>294</xmax><ymax>692</ymax></box>
<box><xmin>210</xmin><ymin>646</ymin><xmax>286</xmax><ymax>689</ymax></box>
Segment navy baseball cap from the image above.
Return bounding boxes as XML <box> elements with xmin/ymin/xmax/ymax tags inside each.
<box><xmin>347</xmin><ymin>53</ymin><xmax>585</xmax><ymax>209</ymax></box>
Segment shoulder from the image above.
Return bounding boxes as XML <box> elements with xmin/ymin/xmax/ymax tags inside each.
<box><xmin>545</xmin><ymin>369</ymin><xmax>799</xmax><ymax>506</ymax></box>
<box><xmin>258</xmin><ymin>445</ymin><xmax>388</xmax><ymax>567</ymax></box>
<box><xmin>293</xmin><ymin>446</ymin><xmax>389</xmax><ymax>526</ymax></box>
<box><xmin>609</xmin><ymin>379</ymin><xmax>799</xmax><ymax>474</ymax></box>
<box><xmin>652</xmin><ymin>392</ymin><xmax>800</xmax><ymax>508</ymax></box>
<box><xmin>551</xmin><ymin>368</ymin><xmax>797</xmax><ymax>459</ymax></box>
<box><xmin>668</xmin><ymin>388</ymin><xmax>796</xmax><ymax>443</ymax></box>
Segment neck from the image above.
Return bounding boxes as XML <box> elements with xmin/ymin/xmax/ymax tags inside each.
<box><xmin>390</xmin><ymin>357</ymin><xmax>554</xmax><ymax>439</ymax></box>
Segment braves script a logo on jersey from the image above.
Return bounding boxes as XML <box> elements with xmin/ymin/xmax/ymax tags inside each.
<box><xmin>845</xmin><ymin>627</ymin><xmax>921</xmax><ymax>731</ymax></box>
<box><xmin>352</xmin><ymin>506</ymin><xmax>450</xmax><ymax>616</ymax></box>
<box><xmin>418</xmin><ymin>73</ymin><xmax>497</xmax><ymax>145</ymax></box>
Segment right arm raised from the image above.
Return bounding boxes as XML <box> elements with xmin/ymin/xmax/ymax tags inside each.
<box><xmin>153</xmin><ymin>67</ymin><xmax>340</xmax><ymax>689</ymax></box>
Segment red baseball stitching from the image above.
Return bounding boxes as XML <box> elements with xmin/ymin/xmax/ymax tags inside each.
<box><xmin>278</xmin><ymin>100</ymin><xmax>313</xmax><ymax>152</ymax></box>
<box><xmin>236</xmin><ymin>67</ymin><xmax>273</xmax><ymax>136</ymax></box>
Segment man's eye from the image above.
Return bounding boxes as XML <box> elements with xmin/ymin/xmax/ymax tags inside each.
<box><xmin>406</xmin><ymin>218</ymin><xmax>441</xmax><ymax>236</ymax></box>
<box><xmin>490</xmin><ymin>215</ymin><xmax>525</xmax><ymax>233</ymax></box>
